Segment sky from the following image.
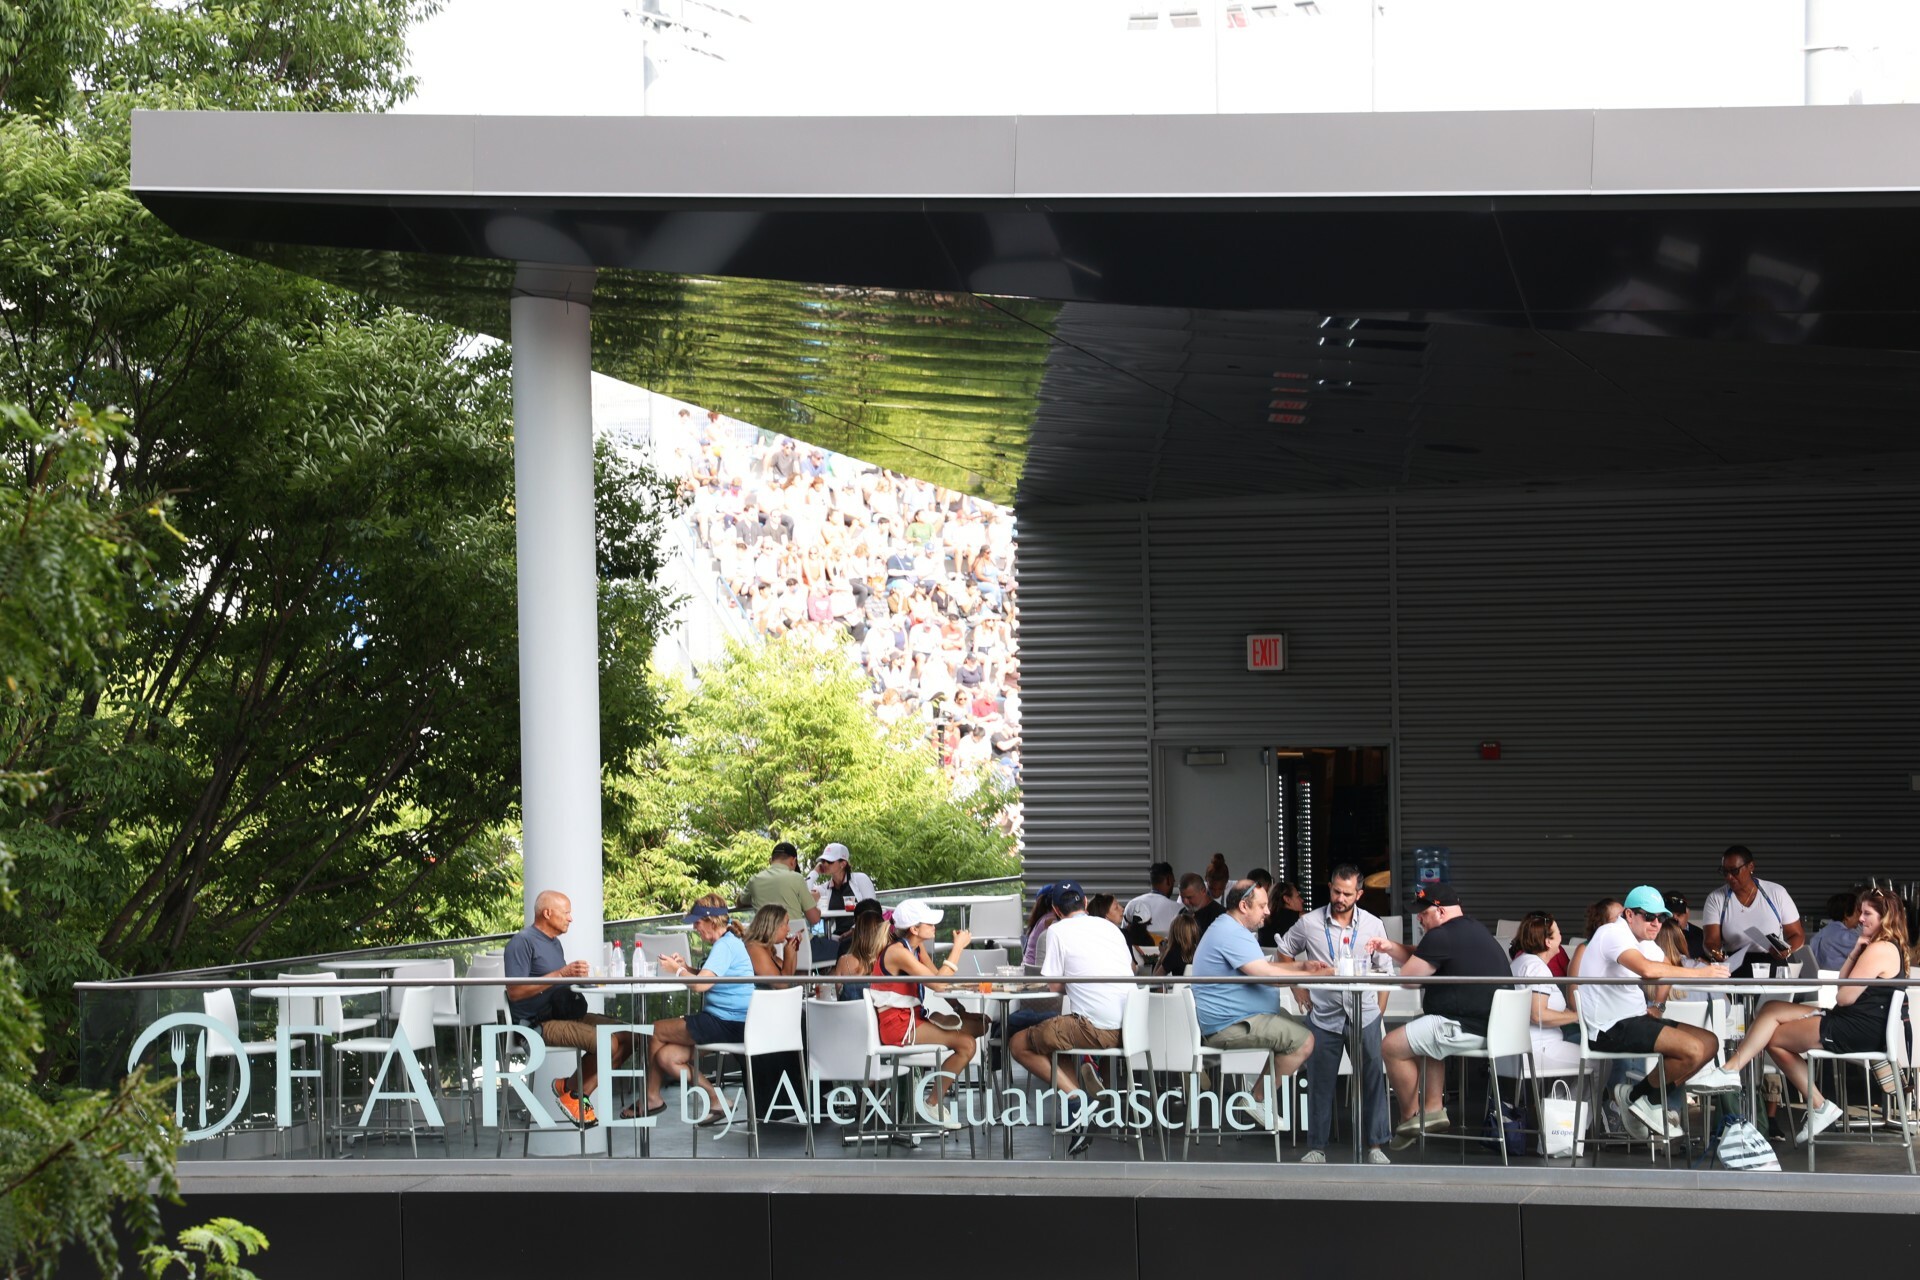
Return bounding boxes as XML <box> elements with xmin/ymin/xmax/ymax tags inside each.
<box><xmin>399</xmin><ymin>0</ymin><xmax>1920</xmax><ymax>119</ymax></box>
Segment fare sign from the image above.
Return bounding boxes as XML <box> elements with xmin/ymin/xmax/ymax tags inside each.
<box><xmin>1246</xmin><ymin>634</ymin><xmax>1287</xmax><ymax>672</ymax></box>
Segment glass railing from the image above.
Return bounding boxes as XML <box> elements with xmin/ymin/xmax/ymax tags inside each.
<box><xmin>73</xmin><ymin>966</ymin><xmax>1920</xmax><ymax>1175</ymax></box>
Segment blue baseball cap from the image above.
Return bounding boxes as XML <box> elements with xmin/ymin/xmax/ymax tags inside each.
<box><xmin>683</xmin><ymin>903</ymin><xmax>732</xmax><ymax>923</ymax></box>
<box><xmin>1623</xmin><ymin>886</ymin><xmax>1669</xmax><ymax>916</ymax></box>
<box><xmin>1040</xmin><ymin>881</ymin><xmax>1082</xmax><ymax>900</ymax></box>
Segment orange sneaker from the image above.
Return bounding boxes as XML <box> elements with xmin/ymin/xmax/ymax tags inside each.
<box><xmin>552</xmin><ymin>1079</ymin><xmax>597</xmax><ymax>1126</ymax></box>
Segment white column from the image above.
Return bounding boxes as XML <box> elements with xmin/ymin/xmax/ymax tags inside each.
<box><xmin>510</xmin><ymin>264</ymin><xmax>604</xmax><ymax>966</ymax></box>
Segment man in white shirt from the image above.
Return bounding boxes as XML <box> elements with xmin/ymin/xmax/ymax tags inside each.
<box><xmin>1576</xmin><ymin>885</ymin><xmax>1733</xmax><ymax>1137</ymax></box>
<box><xmin>1279</xmin><ymin>864</ymin><xmax>1392</xmax><ymax>1165</ymax></box>
<box><xmin>1123</xmin><ymin>862</ymin><xmax>1180</xmax><ymax>938</ymax></box>
<box><xmin>1010</xmin><ymin>886</ymin><xmax>1136</xmax><ymax>1155</ymax></box>
<box><xmin>1702</xmin><ymin>845</ymin><xmax>1805</xmax><ymax>974</ymax></box>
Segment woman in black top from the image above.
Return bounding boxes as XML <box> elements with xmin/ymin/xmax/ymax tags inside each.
<box><xmin>1722</xmin><ymin>888</ymin><xmax>1909</xmax><ymax>1142</ymax></box>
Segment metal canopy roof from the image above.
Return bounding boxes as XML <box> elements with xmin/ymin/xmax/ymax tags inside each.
<box><xmin>131</xmin><ymin>108</ymin><xmax>1920</xmax><ymax>506</ymax></box>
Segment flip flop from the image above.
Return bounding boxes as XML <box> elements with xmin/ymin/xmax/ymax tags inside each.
<box><xmin>622</xmin><ymin>1100</ymin><xmax>667</xmax><ymax>1119</ymax></box>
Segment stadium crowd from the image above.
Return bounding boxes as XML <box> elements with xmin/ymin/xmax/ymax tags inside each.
<box><xmin>661</xmin><ymin>408</ymin><xmax>1023</xmax><ymax>821</ymax></box>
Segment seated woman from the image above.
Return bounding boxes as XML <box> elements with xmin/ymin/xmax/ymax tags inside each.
<box><xmin>642</xmin><ymin>895</ymin><xmax>754</xmax><ymax>1120</ymax></box>
<box><xmin>833</xmin><ymin>911</ymin><xmax>891</xmax><ymax>1002</ymax></box>
<box><xmin>1153</xmin><ymin>908</ymin><xmax>1201</xmax><ymax>979</ymax></box>
<box><xmin>1506</xmin><ymin>912</ymin><xmax>1581</xmax><ymax>1076</ymax></box>
<box><xmin>744</xmin><ymin>905</ymin><xmax>801</xmax><ymax>989</ymax></box>
<box><xmin>1722</xmin><ymin>887</ymin><xmax>1910</xmax><ymax>1144</ymax></box>
<box><xmin>873</xmin><ymin>899</ymin><xmax>991</xmax><ymax>1128</ymax></box>
<box><xmin>1566</xmin><ymin>897</ymin><xmax>1623</xmax><ymax>1012</ymax></box>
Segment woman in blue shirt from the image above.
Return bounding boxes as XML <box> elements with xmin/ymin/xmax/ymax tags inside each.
<box><xmin>642</xmin><ymin>894</ymin><xmax>755</xmax><ymax>1121</ymax></box>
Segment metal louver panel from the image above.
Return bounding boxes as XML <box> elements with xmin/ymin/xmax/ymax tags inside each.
<box><xmin>1015</xmin><ymin>513</ymin><xmax>1152</xmax><ymax>894</ymax></box>
<box><xmin>1394</xmin><ymin>486</ymin><xmax>1920</xmax><ymax>929</ymax></box>
<box><xmin>1019</xmin><ymin>483</ymin><xmax>1920</xmax><ymax>923</ymax></box>
<box><xmin>1145</xmin><ymin>506</ymin><xmax>1392</xmax><ymax>739</ymax></box>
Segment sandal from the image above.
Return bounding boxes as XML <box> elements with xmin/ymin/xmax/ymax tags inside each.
<box><xmin>622</xmin><ymin>1099</ymin><xmax>667</xmax><ymax>1119</ymax></box>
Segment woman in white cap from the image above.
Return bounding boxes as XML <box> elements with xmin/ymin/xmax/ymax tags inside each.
<box><xmin>813</xmin><ymin>842</ymin><xmax>878</xmax><ymax>914</ymax></box>
<box><xmin>872</xmin><ymin>899</ymin><xmax>987</xmax><ymax>1128</ymax></box>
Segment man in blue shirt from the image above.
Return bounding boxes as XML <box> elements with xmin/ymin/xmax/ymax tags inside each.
<box><xmin>1191</xmin><ymin>880</ymin><xmax>1331</xmax><ymax>1128</ymax></box>
<box><xmin>503</xmin><ymin>890</ymin><xmax>636</xmax><ymax>1126</ymax></box>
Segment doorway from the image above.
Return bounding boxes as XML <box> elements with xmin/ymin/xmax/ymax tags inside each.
<box><xmin>1274</xmin><ymin>747</ymin><xmax>1391</xmax><ymax>912</ymax></box>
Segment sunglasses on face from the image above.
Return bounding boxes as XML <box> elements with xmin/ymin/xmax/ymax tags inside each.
<box><xmin>1720</xmin><ymin>864</ymin><xmax>1749</xmax><ymax>877</ymax></box>
<box><xmin>1632</xmin><ymin>909</ymin><xmax>1673</xmax><ymax>925</ymax></box>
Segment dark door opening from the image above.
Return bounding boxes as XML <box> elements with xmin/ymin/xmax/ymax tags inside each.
<box><xmin>1275</xmin><ymin>746</ymin><xmax>1391</xmax><ymax>914</ymax></box>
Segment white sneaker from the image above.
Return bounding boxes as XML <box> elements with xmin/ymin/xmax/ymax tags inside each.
<box><xmin>1299</xmin><ymin>1148</ymin><xmax>1327</xmax><ymax>1164</ymax></box>
<box><xmin>1795</xmin><ymin>1099</ymin><xmax>1843</xmax><ymax>1146</ymax></box>
<box><xmin>1248</xmin><ymin>1096</ymin><xmax>1280</xmax><ymax>1132</ymax></box>
<box><xmin>1621</xmin><ymin>1085</ymin><xmax>1682</xmax><ymax>1138</ymax></box>
<box><xmin>1687</xmin><ymin>1065</ymin><xmax>1741</xmax><ymax>1092</ymax></box>
<box><xmin>933</xmin><ymin>1103</ymin><xmax>963</xmax><ymax>1131</ymax></box>
<box><xmin>1366</xmin><ymin>1147</ymin><xmax>1392</xmax><ymax>1166</ymax></box>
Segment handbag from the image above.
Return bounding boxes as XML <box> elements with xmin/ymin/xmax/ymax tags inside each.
<box><xmin>1539</xmin><ymin>1080</ymin><xmax>1589</xmax><ymax>1158</ymax></box>
<box><xmin>550</xmin><ymin>987</ymin><xmax>589</xmax><ymax>1021</ymax></box>
<box><xmin>1714</xmin><ymin>1115</ymin><xmax>1781</xmax><ymax>1171</ymax></box>
<box><xmin>1481</xmin><ymin>1093</ymin><xmax>1527</xmax><ymax>1157</ymax></box>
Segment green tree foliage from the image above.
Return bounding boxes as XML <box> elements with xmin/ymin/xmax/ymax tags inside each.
<box><xmin>0</xmin><ymin>0</ymin><xmax>677</xmax><ymax>1008</ymax></box>
<box><xmin>0</xmin><ymin>400</ymin><xmax>182</xmax><ymax>1280</ymax></box>
<box><xmin>141</xmin><ymin>1218</ymin><xmax>267</xmax><ymax>1280</ymax></box>
<box><xmin>609</xmin><ymin>636</ymin><xmax>1017</xmax><ymax>914</ymax></box>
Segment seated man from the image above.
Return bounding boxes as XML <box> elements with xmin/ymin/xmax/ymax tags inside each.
<box><xmin>1178</xmin><ymin>873</ymin><xmax>1224</xmax><ymax>934</ymax></box>
<box><xmin>1123</xmin><ymin>861</ymin><xmax>1180</xmax><ymax>942</ymax></box>
<box><xmin>1190</xmin><ymin>880</ymin><xmax>1329</xmax><ymax>1128</ymax></box>
<box><xmin>742</xmin><ymin>840</ymin><xmax>822</xmax><ymax>946</ymax></box>
<box><xmin>1009</xmin><ymin>886</ymin><xmax>1135</xmax><ymax>1155</ymax></box>
<box><xmin>1368</xmin><ymin>883</ymin><xmax>1514</xmax><ymax>1148</ymax></box>
<box><xmin>1575</xmin><ymin>885</ymin><xmax>1732</xmax><ymax>1137</ymax></box>
<box><xmin>503</xmin><ymin>889</ymin><xmax>636</xmax><ymax>1125</ymax></box>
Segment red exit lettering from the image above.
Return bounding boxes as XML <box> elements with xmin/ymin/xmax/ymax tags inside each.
<box><xmin>1247</xmin><ymin>635</ymin><xmax>1286</xmax><ymax>671</ymax></box>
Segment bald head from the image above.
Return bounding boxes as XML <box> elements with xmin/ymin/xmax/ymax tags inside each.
<box><xmin>533</xmin><ymin>890</ymin><xmax>574</xmax><ymax>937</ymax></box>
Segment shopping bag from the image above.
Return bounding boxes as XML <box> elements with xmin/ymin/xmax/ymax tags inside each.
<box><xmin>1540</xmin><ymin>1080</ymin><xmax>1588</xmax><ymax>1158</ymax></box>
<box><xmin>1715</xmin><ymin>1116</ymin><xmax>1781</xmax><ymax>1171</ymax></box>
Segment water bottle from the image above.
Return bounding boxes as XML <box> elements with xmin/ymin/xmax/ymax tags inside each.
<box><xmin>633</xmin><ymin>935</ymin><xmax>649</xmax><ymax>978</ymax></box>
<box><xmin>611</xmin><ymin>939</ymin><xmax>625</xmax><ymax>978</ymax></box>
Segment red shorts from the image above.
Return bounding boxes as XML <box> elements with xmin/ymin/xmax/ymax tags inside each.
<box><xmin>876</xmin><ymin>1005</ymin><xmax>918</xmax><ymax>1045</ymax></box>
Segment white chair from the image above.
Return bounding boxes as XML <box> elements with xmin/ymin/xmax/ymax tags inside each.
<box><xmin>966</xmin><ymin>895</ymin><xmax>1025</xmax><ymax>953</ymax></box>
<box><xmin>1575</xmin><ymin>1002</ymin><xmax>1678</xmax><ymax>1166</ymax></box>
<box><xmin>1802</xmin><ymin>990</ymin><xmax>1915</xmax><ymax>1174</ymax></box>
<box><xmin>1047</xmin><ymin>987</ymin><xmax>1153</xmax><ymax>1159</ymax></box>
<box><xmin>1494</xmin><ymin>919</ymin><xmax>1523</xmax><ymax>948</ymax></box>
<box><xmin>1408</xmin><ymin>988</ymin><xmax>1531</xmax><ymax>1166</ymax></box>
<box><xmin>453</xmin><ymin>955</ymin><xmax>508</xmax><ymax>1145</ymax></box>
<box><xmin>1378</xmin><ymin>916</ymin><xmax>1405</xmax><ymax>946</ymax></box>
<box><xmin>332</xmin><ymin>985</ymin><xmax>443</xmax><ymax>1158</ymax></box>
<box><xmin>1150</xmin><ymin>988</ymin><xmax>1283</xmax><ymax>1161</ymax></box>
<box><xmin>803</xmin><ymin>996</ymin><xmax>942</xmax><ymax>1155</ymax></box>
<box><xmin>693</xmin><ymin>986</ymin><xmax>814</xmax><ymax>1158</ymax></box>
<box><xmin>200</xmin><ymin>987</ymin><xmax>281</xmax><ymax>1155</ymax></box>
<box><xmin>1383</xmin><ymin>985</ymin><xmax>1424</xmax><ymax>1024</ymax></box>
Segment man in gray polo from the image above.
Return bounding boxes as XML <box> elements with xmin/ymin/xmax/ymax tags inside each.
<box><xmin>1279</xmin><ymin>863</ymin><xmax>1392</xmax><ymax>1165</ymax></box>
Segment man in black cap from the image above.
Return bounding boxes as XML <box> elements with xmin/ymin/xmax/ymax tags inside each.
<box><xmin>1666</xmin><ymin>891</ymin><xmax>1707</xmax><ymax>962</ymax></box>
<box><xmin>1367</xmin><ymin>884</ymin><xmax>1512</xmax><ymax>1147</ymax></box>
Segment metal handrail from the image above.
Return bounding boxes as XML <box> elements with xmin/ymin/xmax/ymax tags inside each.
<box><xmin>88</xmin><ymin>875</ymin><xmax>1029</xmax><ymax>984</ymax></box>
<box><xmin>73</xmin><ymin>973</ymin><xmax>1919</xmax><ymax>991</ymax></box>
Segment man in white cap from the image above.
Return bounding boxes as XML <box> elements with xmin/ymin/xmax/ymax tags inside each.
<box><xmin>1576</xmin><ymin>884</ymin><xmax>1733</xmax><ymax>1137</ymax></box>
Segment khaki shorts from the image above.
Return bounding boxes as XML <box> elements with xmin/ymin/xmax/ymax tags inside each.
<box><xmin>1026</xmin><ymin>1013</ymin><xmax>1124</xmax><ymax>1056</ymax></box>
<box><xmin>537</xmin><ymin>1013</ymin><xmax>624</xmax><ymax>1050</ymax></box>
<box><xmin>1204</xmin><ymin>1011</ymin><xmax>1311</xmax><ymax>1056</ymax></box>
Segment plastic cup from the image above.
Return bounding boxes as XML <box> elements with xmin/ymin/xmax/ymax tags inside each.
<box><xmin>1751</xmin><ymin>963</ymin><xmax>1771</xmax><ymax>981</ymax></box>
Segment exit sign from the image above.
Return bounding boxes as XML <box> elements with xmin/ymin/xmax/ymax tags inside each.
<box><xmin>1246</xmin><ymin>634</ymin><xmax>1287</xmax><ymax>671</ymax></box>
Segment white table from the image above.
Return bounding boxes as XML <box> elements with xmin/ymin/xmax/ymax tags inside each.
<box><xmin>949</xmin><ymin>986</ymin><xmax>1050</xmax><ymax>1158</ymax></box>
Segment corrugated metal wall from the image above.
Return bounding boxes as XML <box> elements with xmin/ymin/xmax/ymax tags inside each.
<box><xmin>1018</xmin><ymin>484</ymin><xmax>1920</xmax><ymax>928</ymax></box>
